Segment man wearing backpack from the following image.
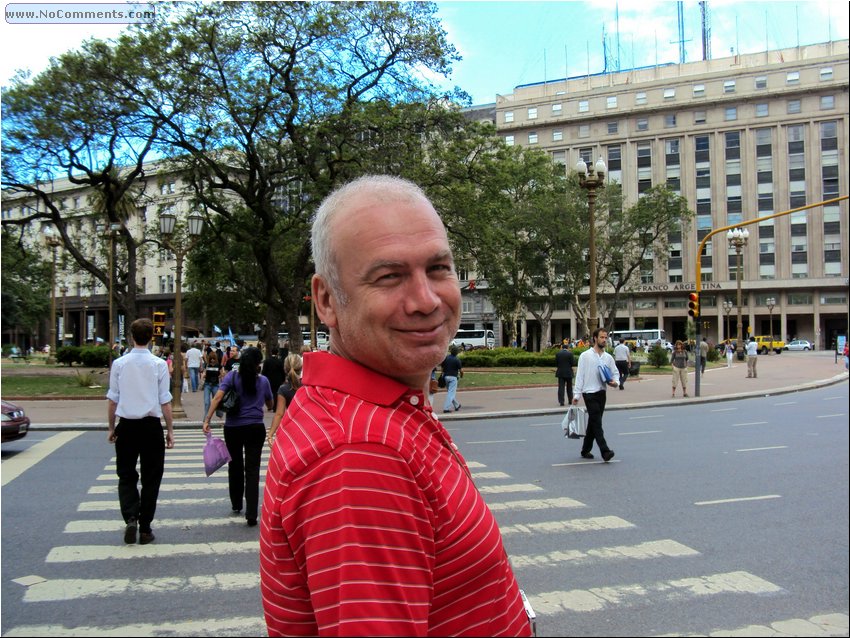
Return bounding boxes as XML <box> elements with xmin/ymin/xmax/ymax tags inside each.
<box><xmin>572</xmin><ymin>328</ymin><xmax>619</xmax><ymax>462</ymax></box>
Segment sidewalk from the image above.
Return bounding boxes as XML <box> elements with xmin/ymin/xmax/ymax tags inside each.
<box><xmin>10</xmin><ymin>351</ymin><xmax>848</xmax><ymax>430</ymax></box>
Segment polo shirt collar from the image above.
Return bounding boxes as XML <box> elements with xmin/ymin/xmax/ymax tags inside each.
<box><xmin>302</xmin><ymin>351</ymin><xmax>411</xmax><ymax>406</ymax></box>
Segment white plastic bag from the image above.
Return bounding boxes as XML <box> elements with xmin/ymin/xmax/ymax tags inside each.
<box><xmin>561</xmin><ymin>405</ymin><xmax>588</xmax><ymax>439</ymax></box>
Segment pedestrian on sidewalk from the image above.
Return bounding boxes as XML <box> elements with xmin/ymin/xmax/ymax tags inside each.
<box><xmin>266</xmin><ymin>353</ymin><xmax>302</xmax><ymax>446</ymax></box>
<box><xmin>185</xmin><ymin>343</ymin><xmax>203</xmax><ymax>392</ymax></box>
<box><xmin>202</xmin><ymin>350</ymin><xmax>221</xmax><ymax>418</ymax></box>
<box><xmin>259</xmin><ymin>175</ymin><xmax>530</xmax><ymax>637</ymax></box>
<box><xmin>746</xmin><ymin>337</ymin><xmax>759</xmax><ymax>378</ymax></box>
<box><xmin>613</xmin><ymin>337</ymin><xmax>631</xmax><ymax>390</ymax></box>
<box><xmin>573</xmin><ymin>327</ymin><xmax>619</xmax><ymax>462</ymax></box>
<box><xmin>106</xmin><ymin>318</ymin><xmax>174</xmax><ymax>546</ymax></box>
<box><xmin>555</xmin><ymin>342</ymin><xmax>575</xmax><ymax>405</ymax></box>
<box><xmin>441</xmin><ymin>345</ymin><xmax>463</xmax><ymax>413</ymax></box>
<box><xmin>725</xmin><ymin>339</ymin><xmax>734</xmax><ymax>368</ymax></box>
<box><xmin>699</xmin><ymin>337</ymin><xmax>709</xmax><ymax>375</ymax></box>
<box><xmin>671</xmin><ymin>340</ymin><xmax>689</xmax><ymax>397</ymax></box>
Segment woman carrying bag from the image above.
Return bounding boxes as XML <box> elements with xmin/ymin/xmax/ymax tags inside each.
<box><xmin>202</xmin><ymin>347</ymin><xmax>273</xmax><ymax>527</ymax></box>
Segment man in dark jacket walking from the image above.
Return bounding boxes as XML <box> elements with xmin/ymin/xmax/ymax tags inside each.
<box><xmin>555</xmin><ymin>342</ymin><xmax>575</xmax><ymax>406</ymax></box>
<box><xmin>261</xmin><ymin>347</ymin><xmax>285</xmax><ymax>409</ymax></box>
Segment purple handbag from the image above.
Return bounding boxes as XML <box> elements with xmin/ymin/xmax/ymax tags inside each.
<box><xmin>203</xmin><ymin>431</ymin><xmax>231</xmax><ymax>477</ymax></box>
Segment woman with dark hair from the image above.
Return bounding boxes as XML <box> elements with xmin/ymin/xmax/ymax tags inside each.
<box><xmin>203</xmin><ymin>346</ymin><xmax>273</xmax><ymax>526</ymax></box>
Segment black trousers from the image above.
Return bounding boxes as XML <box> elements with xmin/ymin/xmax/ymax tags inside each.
<box><xmin>581</xmin><ymin>390</ymin><xmax>612</xmax><ymax>456</ymax></box>
<box><xmin>615</xmin><ymin>360</ymin><xmax>629</xmax><ymax>388</ymax></box>
<box><xmin>115</xmin><ymin>417</ymin><xmax>165</xmax><ymax>534</ymax></box>
<box><xmin>557</xmin><ymin>377</ymin><xmax>573</xmax><ymax>405</ymax></box>
<box><xmin>224</xmin><ymin>423</ymin><xmax>266</xmax><ymax>521</ymax></box>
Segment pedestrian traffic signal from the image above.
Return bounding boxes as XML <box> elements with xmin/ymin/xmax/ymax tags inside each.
<box><xmin>688</xmin><ymin>292</ymin><xmax>700</xmax><ymax>318</ymax></box>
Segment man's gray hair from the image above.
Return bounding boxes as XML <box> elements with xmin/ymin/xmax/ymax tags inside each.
<box><xmin>311</xmin><ymin>175</ymin><xmax>433</xmax><ymax>304</ymax></box>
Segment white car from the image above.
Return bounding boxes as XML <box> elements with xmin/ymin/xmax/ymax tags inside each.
<box><xmin>784</xmin><ymin>339</ymin><xmax>812</xmax><ymax>351</ymax></box>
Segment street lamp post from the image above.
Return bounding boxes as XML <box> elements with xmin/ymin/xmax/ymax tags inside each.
<box><xmin>766</xmin><ymin>296</ymin><xmax>776</xmax><ymax>355</ymax></box>
<box><xmin>43</xmin><ymin>227</ymin><xmax>62</xmax><ymax>364</ymax></box>
<box><xmin>97</xmin><ymin>222</ymin><xmax>122</xmax><ymax>366</ymax></box>
<box><xmin>576</xmin><ymin>156</ymin><xmax>606</xmax><ymax>334</ymax></box>
<box><xmin>60</xmin><ymin>286</ymin><xmax>68</xmax><ymax>346</ymax></box>
<box><xmin>727</xmin><ymin>228</ymin><xmax>750</xmax><ymax>360</ymax></box>
<box><xmin>159</xmin><ymin>210</ymin><xmax>204</xmax><ymax>419</ymax></box>
<box><xmin>722</xmin><ymin>299</ymin><xmax>733</xmax><ymax>341</ymax></box>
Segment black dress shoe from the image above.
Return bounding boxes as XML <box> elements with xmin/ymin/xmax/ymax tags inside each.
<box><xmin>124</xmin><ymin>518</ymin><xmax>137</xmax><ymax>544</ymax></box>
<box><xmin>139</xmin><ymin>531</ymin><xmax>155</xmax><ymax>545</ymax></box>
<box><xmin>581</xmin><ymin>452</ymin><xmax>594</xmax><ymax>459</ymax></box>
<box><xmin>602</xmin><ymin>450</ymin><xmax>615</xmax><ymax>462</ymax></box>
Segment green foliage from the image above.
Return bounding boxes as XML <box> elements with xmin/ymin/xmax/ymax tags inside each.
<box><xmin>706</xmin><ymin>346</ymin><xmax>721</xmax><ymax>363</ymax></box>
<box><xmin>1</xmin><ymin>229</ymin><xmax>50</xmax><ymax>335</ymax></box>
<box><xmin>647</xmin><ymin>344</ymin><xmax>670</xmax><ymax>368</ymax></box>
<box><xmin>56</xmin><ymin>346</ymin><xmax>82</xmax><ymax>366</ymax></box>
<box><xmin>79</xmin><ymin>346</ymin><xmax>115</xmax><ymax>368</ymax></box>
<box><xmin>459</xmin><ymin>346</ymin><xmax>588</xmax><ymax>368</ymax></box>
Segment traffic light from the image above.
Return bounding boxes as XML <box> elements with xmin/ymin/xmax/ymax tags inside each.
<box><xmin>688</xmin><ymin>292</ymin><xmax>700</xmax><ymax>318</ymax></box>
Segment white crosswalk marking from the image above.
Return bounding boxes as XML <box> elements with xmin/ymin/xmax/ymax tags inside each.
<box><xmin>46</xmin><ymin>541</ymin><xmax>258</xmax><ymax>563</ymax></box>
<box><xmin>511</xmin><ymin>539</ymin><xmax>699</xmax><ymax>569</ymax></box>
<box><xmin>500</xmin><ymin>516</ymin><xmax>634</xmax><ymax>536</ymax></box>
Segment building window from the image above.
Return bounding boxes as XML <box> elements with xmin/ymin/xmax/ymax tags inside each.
<box><xmin>579</xmin><ymin>147</ymin><xmax>592</xmax><ymax>162</ymax></box>
<box><xmin>693</xmin><ymin>84</ymin><xmax>705</xmax><ymax>97</ymax></box>
<box><xmin>725</xmin><ymin>107</ymin><xmax>737</xmax><ymax>121</ymax></box>
<box><xmin>820</xmin><ymin>67</ymin><xmax>833</xmax><ymax>81</ymax></box>
<box><xmin>462</xmin><ymin>300</ymin><xmax>473</xmax><ymax>314</ymax></box>
<box><xmin>607</xmin><ymin>96</ymin><xmax>617</xmax><ymax>109</ymax></box>
<box><xmin>756</xmin><ymin>103</ymin><xmax>769</xmax><ymax>117</ymax></box>
<box><xmin>552</xmin><ymin>150</ymin><xmax>566</xmax><ymax>165</ymax></box>
<box><xmin>607</xmin><ymin>121</ymin><xmax>618</xmax><ymax>134</ymax></box>
<box><xmin>578</xmin><ymin>100</ymin><xmax>589</xmax><ymax>113</ymax></box>
<box><xmin>528</xmin><ymin>132</ymin><xmax>538</xmax><ymax>144</ymax></box>
<box><xmin>552</xmin><ymin>103</ymin><xmax>562</xmax><ymax>114</ymax></box>
<box><xmin>636</xmin><ymin>118</ymin><xmax>648</xmax><ymax>131</ymax></box>
<box><xmin>663</xmin><ymin>87</ymin><xmax>675</xmax><ymax>100</ymax></box>
<box><xmin>552</xmin><ymin>129</ymin><xmax>563</xmax><ymax>142</ymax></box>
<box><xmin>504</xmin><ymin>111</ymin><xmax>514</xmax><ymax>123</ymax></box>
<box><xmin>528</xmin><ymin>107</ymin><xmax>538</xmax><ymax>120</ymax></box>
<box><xmin>664</xmin><ymin>114</ymin><xmax>676</xmax><ymax>128</ymax></box>
<box><xmin>820</xmin><ymin>95</ymin><xmax>835</xmax><ymax>110</ymax></box>
<box><xmin>724</xmin><ymin>80</ymin><xmax>736</xmax><ymax>93</ymax></box>
<box><xmin>578</xmin><ymin>125</ymin><xmax>590</xmax><ymax>138</ymax></box>
<box><xmin>504</xmin><ymin>135</ymin><xmax>514</xmax><ymax>146</ymax></box>
<box><xmin>787</xmin><ymin>99</ymin><xmax>801</xmax><ymax>114</ymax></box>
<box><xmin>635</xmin><ymin>92</ymin><xmax>647</xmax><ymax>105</ymax></box>
<box><xmin>694</xmin><ymin>110</ymin><xmax>706</xmax><ymax>124</ymax></box>
<box><xmin>755</xmin><ymin>76</ymin><xmax>767</xmax><ymax>89</ymax></box>
<box><xmin>786</xmin><ymin>71</ymin><xmax>800</xmax><ymax>85</ymax></box>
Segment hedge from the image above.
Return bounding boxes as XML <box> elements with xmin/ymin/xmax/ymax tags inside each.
<box><xmin>459</xmin><ymin>346</ymin><xmax>589</xmax><ymax>368</ymax></box>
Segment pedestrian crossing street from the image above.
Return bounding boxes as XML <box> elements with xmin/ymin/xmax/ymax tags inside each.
<box><xmin>4</xmin><ymin>431</ymin><xmax>848</xmax><ymax>637</ymax></box>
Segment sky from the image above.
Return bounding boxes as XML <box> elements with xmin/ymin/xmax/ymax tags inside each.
<box><xmin>1</xmin><ymin>1</ymin><xmax>848</xmax><ymax>105</ymax></box>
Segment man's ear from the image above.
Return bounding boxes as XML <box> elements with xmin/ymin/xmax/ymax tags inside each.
<box><xmin>312</xmin><ymin>274</ymin><xmax>339</xmax><ymax>328</ymax></box>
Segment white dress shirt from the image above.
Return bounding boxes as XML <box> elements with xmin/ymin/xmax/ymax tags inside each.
<box><xmin>574</xmin><ymin>347</ymin><xmax>618</xmax><ymax>395</ymax></box>
<box><xmin>107</xmin><ymin>347</ymin><xmax>172</xmax><ymax>419</ymax></box>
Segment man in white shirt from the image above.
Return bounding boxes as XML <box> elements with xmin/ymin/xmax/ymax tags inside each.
<box><xmin>613</xmin><ymin>337</ymin><xmax>631</xmax><ymax>390</ymax></box>
<box><xmin>107</xmin><ymin>318</ymin><xmax>174</xmax><ymax>545</ymax></box>
<box><xmin>185</xmin><ymin>343</ymin><xmax>203</xmax><ymax>392</ymax></box>
<box><xmin>573</xmin><ymin>328</ymin><xmax>620</xmax><ymax>462</ymax></box>
<box><xmin>745</xmin><ymin>337</ymin><xmax>759</xmax><ymax>378</ymax></box>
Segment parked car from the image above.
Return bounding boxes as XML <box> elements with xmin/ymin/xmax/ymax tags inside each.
<box><xmin>1</xmin><ymin>400</ymin><xmax>30</xmax><ymax>443</ymax></box>
<box><xmin>784</xmin><ymin>339</ymin><xmax>813</xmax><ymax>351</ymax></box>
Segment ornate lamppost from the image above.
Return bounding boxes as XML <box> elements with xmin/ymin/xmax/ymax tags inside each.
<box><xmin>766</xmin><ymin>296</ymin><xmax>776</xmax><ymax>354</ymax></box>
<box><xmin>97</xmin><ymin>222</ymin><xmax>122</xmax><ymax>366</ymax></box>
<box><xmin>722</xmin><ymin>299</ymin><xmax>733</xmax><ymax>341</ymax></box>
<box><xmin>42</xmin><ymin>227</ymin><xmax>62</xmax><ymax>364</ymax></box>
<box><xmin>576</xmin><ymin>156</ymin><xmax>607</xmax><ymax>333</ymax></box>
<box><xmin>727</xmin><ymin>227</ymin><xmax>750</xmax><ymax>360</ymax></box>
<box><xmin>159</xmin><ymin>210</ymin><xmax>204</xmax><ymax>419</ymax></box>
<box><xmin>60</xmin><ymin>285</ymin><xmax>68</xmax><ymax>346</ymax></box>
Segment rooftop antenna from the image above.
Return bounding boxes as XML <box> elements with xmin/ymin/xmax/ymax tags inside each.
<box><xmin>700</xmin><ymin>0</ymin><xmax>711</xmax><ymax>60</ymax></box>
<box><xmin>616</xmin><ymin>1</ymin><xmax>621</xmax><ymax>71</ymax></box>
<box><xmin>677</xmin><ymin>1</ymin><xmax>686</xmax><ymax>63</ymax></box>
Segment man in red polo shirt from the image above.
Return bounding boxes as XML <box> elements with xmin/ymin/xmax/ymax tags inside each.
<box><xmin>260</xmin><ymin>176</ymin><xmax>531</xmax><ymax>637</ymax></box>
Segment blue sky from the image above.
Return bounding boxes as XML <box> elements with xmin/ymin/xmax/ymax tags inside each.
<box><xmin>2</xmin><ymin>1</ymin><xmax>848</xmax><ymax>103</ymax></box>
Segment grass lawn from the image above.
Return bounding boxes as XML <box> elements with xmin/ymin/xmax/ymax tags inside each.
<box><xmin>1</xmin><ymin>370</ymin><xmax>108</xmax><ymax>397</ymax></box>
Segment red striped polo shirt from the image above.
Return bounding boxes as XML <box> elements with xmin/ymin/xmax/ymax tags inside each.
<box><xmin>260</xmin><ymin>352</ymin><xmax>531</xmax><ymax>637</ymax></box>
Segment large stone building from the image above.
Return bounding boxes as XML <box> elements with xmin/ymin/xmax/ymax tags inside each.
<box><xmin>461</xmin><ymin>40</ymin><xmax>848</xmax><ymax>350</ymax></box>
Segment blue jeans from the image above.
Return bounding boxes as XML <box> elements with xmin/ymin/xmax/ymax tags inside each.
<box><xmin>204</xmin><ymin>382</ymin><xmax>219</xmax><ymax>417</ymax></box>
<box><xmin>443</xmin><ymin>375</ymin><xmax>460</xmax><ymax>412</ymax></box>
<box><xmin>189</xmin><ymin>367</ymin><xmax>200</xmax><ymax>392</ymax></box>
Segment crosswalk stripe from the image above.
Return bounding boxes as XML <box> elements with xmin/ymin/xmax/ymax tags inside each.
<box><xmin>487</xmin><ymin>497</ymin><xmax>585</xmax><ymax>512</ymax></box>
<box><xmin>500</xmin><ymin>516</ymin><xmax>633</xmax><ymax>536</ymax></box>
<box><xmin>96</xmin><ymin>471</ymin><xmax>222</xmax><ymax>481</ymax></box>
<box><xmin>23</xmin><ymin>572</ymin><xmax>259</xmax><ymax>602</ymax></box>
<box><xmin>65</xmin><ymin>517</ymin><xmax>252</xmax><ymax>533</ymax></box>
<box><xmin>78</xmin><ymin>497</ymin><xmax>229</xmax><ymax>511</ymax></box>
<box><xmin>2</xmin><ymin>616</ymin><xmax>268</xmax><ymax>637</ymax></box>
<box><xmin>529</xmin><ymin>571</ymin><xmax>782</xmax><ymax>614</ymax></box>
<box><xmin>511</xmin><ymin>539</ymin><xmax>699</xmax><ymax>569</ymax></box>
<box><xmin>46</xmin><ymin>541</ymin><xmax>258</xmax><ymax>563</ymax></box>
<box><xmin>88</xmin><ymin>482</ymin><xmax>264</xmax><ymax>494</ymax></box>
<box><xmin>477</xmin><ymin>483</ymin><xmax>544</xmax><ymax>494</ymax></box>
<box><xmin>471</xmin><ymin>471</ymin><xmax>511</xmax><ymax>479</ymax></box>
<box><xmin>653</xmin><ymin>612</ymin><xmax>850</xmax><ymax>637</ymax></box>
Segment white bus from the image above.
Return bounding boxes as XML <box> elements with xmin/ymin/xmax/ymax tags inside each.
<box><xmin>608</xmin><ymin>328</ymin><xmax>670</xmax><ymax>351</ymax></box>
<box><xmin>278</xmin><ymin>331</ymin><xmax>330</xmax><ymax>351</ymax></box>
<box><xmin>451</xmin><ymin>329</ymin><xmax>496</xmax><ymax>350</ymax></box>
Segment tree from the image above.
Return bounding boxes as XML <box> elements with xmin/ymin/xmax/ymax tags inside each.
<box><xmin>1</xmin><ymin>227</ymin><xmax>51</xmax><ymax>347</ymax></box>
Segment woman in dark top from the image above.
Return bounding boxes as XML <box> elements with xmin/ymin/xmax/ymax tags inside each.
<box><xmin>267</xmin><ymin>353</ymin><xmax>303</xmax><ymax>446</ymax></box>
<box><xmin>202</xmin><ymin>350</ymin><xmax>221</xmax><ymax>418</ymax></box>
<box><xmin>202</xmin><ymin>347</ymin><xmax>273</xmax><ymax>526</ymax></box>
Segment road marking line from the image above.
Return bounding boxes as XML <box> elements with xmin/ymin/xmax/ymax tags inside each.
<box><xmin>46</xmin><ymin>541</ymin><xmax>258</xmax><ymax>563</ymax></box>
<box><xmin>512</xmin><ymin>539</ymin><xmax>699</xmax><ymax>569</ymax></box>
<box><xmin>23</xmin><ymin>572</ymin><xmax>259</xmax><ymax>602</ymax></box>
<box><xmin>817</xmin><ymin>413</ymin><xmax>846</xmax><ymax>418</ymax></box>
<box><xmin>652</xmin><ymin>612</ymin><xmax>850</xmax><ymax>638</ymax></box>
<box><xmin>710</xmin><ymin>407</ymin><xmax>737</xmax><ymax>412</ymax></box>
<box><xmin>465</xmin><ymin>439</ymin><xmax>526</xmax><ymax>444</ymax></box>
<box><xmin>477</xmin><ymin>483</ymin><xmax>544</xmax><ymax>494</ymax></box>
<box><xmin>2</xmin><ymin>616</ymin><xmax>268</xmax><ymax>637</ymax></box>
<box><xmin>736</xmin><ymin>446</ymin><xmax>788</xmax><ymax>452</ymax></box>
<box><xmin>500</xmin><ymin>515</ymin><xmax>633</xmax><ymax>536</ymax></box>
<box><xmin>487</xmin><ymin>497</ymin><xmax>585</xmax><ymax>512</ymax></box>
<box><xmin>823</xmin><ymin>397</ymin><xmax>844</xmax><ymax>401</ymax></box>
<box><xmin>618</xmin><ymin>430</ymin><xmax>661</xmax><ymax>436</ymax></box>
<box><xmin>64</xmin><ymin>517</ymin><xmax>251</xmax><ymax>533</ymax></box>
<box><xmin>774</xmin><ymin>401</ymin><xmax>797</xmax><ymax>406</ymax></box>
<box><xmin>78</xmin><ymin>497</ymin><xmax>229</xmax><ymax>511</ymax></box>
<box><xmin>628</xmin><ymin>415</ymin><xmax>663</xmax><ymax>420</ymax></box>
<box><xmin>470</xmin><ymin>471</ymin><xmax>511</xmax><ymax>479</ymax></box>
<box><xmin>694</xmin><ymin>494</ymin><xmax>781</xmax><ymax>506</ymax></box>
<box><xmin>466</xmin><ymin>461</ymin><xmax>486</xmax><ymax>468</ymax></box>
<box><xmin>95</xmin><ymin>471</ymin><xmax>217</xmax><ymax>481</ymax></box>
<box><xmin>730</xmin><ymin>421</ymin><xmax>769</xmax><ymax>427</ymax></box>
<box><xmin>528</xmin><ymin>422</ymin><xmax>560</xmax><ymax>428</ymax></box>
<box><xmin>552</xmin><ymin>460</ymin><xmax>621</xmax><ymax>467</ymax></box>
<box><xmin>1</xmin><ymin>432</ymin><xmax>84</xmax><ymax>487</ymax></box>
<box><xmin>88</xmin><ymin>482</ymin><xmax>264</xmax><ymax>494</ymax></box>
<box><xmin>529</xmin><ymin>571</ymin><xmax>782</xmax><ymax>614</ymax></box>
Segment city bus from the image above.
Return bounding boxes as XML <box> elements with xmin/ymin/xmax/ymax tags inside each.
<box><xmin>608</xmin><ymin>328</ymin><xmax>669</xmax><ymax>351</ymax></box>
<box><xmin>451</xmin><ymin>329</ymin><xmax>496</xmax><ymax>350</ymax></box>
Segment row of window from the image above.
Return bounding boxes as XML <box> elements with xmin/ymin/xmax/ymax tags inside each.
<box><xmin>504</xmin><ymin>66</ymin><xmax>835</xmax><ymax>123</ymax></box>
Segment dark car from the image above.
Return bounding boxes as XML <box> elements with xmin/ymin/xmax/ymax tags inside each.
<box><xmin>1</xmin><ymin>400</ymin><xmax>30</xmax><ymax>443</ymax></box>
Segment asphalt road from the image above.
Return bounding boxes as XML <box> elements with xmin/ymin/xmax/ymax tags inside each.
<box><xmin>1</xmin><ymin>383</ymin><xmax>848</xmax><ymax>637</ymax></box>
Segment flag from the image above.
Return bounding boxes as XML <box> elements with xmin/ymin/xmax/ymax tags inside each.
<box><xmin>228</xmin><ymin>326</ymin><xmax>237</xmax><ymax>348</ymax></box>
<box><xmin>213</xmin><ymin>325</ymin><xmax>222</xmax><ymax>334</ymax></box>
